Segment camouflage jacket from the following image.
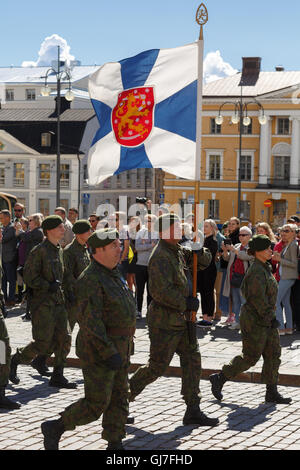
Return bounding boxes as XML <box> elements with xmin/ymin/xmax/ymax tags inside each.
<box><xmin>63</xmin><ymin>239</ymin><xmax>90</xmax><ymax>302</ymax></box>
<box><xmin>75</xmin><ymin>259</ymin><xmax>137</xmax><ymax>365</ymax></box>
<box><xmin>147</xmin><ymin>240</ymin><xmax>212</xmax><ymax>330</ymax></box>
<box><xmin>23</xmin><ymin>239</ymin><xmax>65</xmax><ymax>305</ymax></box>
<box><xmin>241</xmin><ymin>259</ymin><xmax>278</xmax><ymax>327</ymax></box>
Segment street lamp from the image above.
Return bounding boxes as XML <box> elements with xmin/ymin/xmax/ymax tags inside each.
<box><xmin>41</xmin><ymin>45</ymin><xmax>74</xmax><ymax>207</ymax></box>
<box><xmin>215</xmin><ymin>86</ymin><xmax>267</xmax><ymax>219</ymax></box>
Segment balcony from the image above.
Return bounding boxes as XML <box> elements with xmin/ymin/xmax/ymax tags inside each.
<box><xmin>267</xmin><ymin>177</ymin><xmax>290</xmax><ymax>189</ymax></box>
<box><xmin>39</xmin><ymin>178</ymin><xmax>50</xmax><ymax>187</ymax></box>
<box><xmin>13</xmin><ymin>178</ymin><xmax>24</xmax><ymax>187</ymax></box>
<box><xmin>60</xmin><ymin>178</ymin><xmax>69</xmax><ymax>188</ymax></box>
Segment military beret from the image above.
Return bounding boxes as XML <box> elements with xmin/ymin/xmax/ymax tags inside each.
<box><xmin>41</xmin><ymin>215</ymin><xmax>63</xmax><ymax>231</ymax></box>
<box><xmin>72</xmin><ymin>219</ymin><xmax>92</xmax><ymax>234</ymax></box>
<box><xmin>249</xmin><ymin>235</ymin><xmax>271</xmax><ymax>253</ymax></box>
<box><xmin>88</xmin><ymin>228</ymin><xmax>119</xmax><ymax>249</ymax></box>
<box><xmin>154</xmin><ymin>213</ymin><xmax>181</xmax><ymax>232</ymax></box>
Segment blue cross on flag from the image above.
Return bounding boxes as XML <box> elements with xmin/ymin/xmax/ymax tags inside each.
<box><xmin>87</xmin><ymin>43</ymin><xmax>198</xmax><ymax>185</ymax></box>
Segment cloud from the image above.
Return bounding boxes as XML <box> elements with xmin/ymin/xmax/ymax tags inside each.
<box><xmin>203</xmin><ymin>50</ymin><xmax>238</xmax><ymax>84</ymax></box>
<box><xmin>22</xmin><ymin>34</ymin><xmax>75</xmax><ymax>67</ymax></box>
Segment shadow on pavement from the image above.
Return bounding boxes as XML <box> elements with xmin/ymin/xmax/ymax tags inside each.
<box><xmin>124</xmin><ymin>424</ymin><xmax>199</xmax><ymax>450</ymax></box>
<box><xmin>219</xmin><ymin>402</ymin><xmax>276</xmax><ymax>431</ymax></box>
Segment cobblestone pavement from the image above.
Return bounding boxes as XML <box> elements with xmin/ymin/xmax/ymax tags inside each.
<box><xmin>1</xmin><ymin>367</ymin><xmax>300</xmax><ymax>451</ymax></box>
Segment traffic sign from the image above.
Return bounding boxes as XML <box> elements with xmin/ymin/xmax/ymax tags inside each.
<box><xmin>264</xmin><ymin>199</ymin><xmax>272</xmax><ymax>208</ymax></box>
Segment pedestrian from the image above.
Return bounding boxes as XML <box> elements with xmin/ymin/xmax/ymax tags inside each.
<box><xmin>0</xmin><ymin>210</ymin><xmax>18</xmax><ymax>307</ymax></box>
<box><xmin>13</xmin><ymin>203</ymin><xmax>25</xmax><ymax>222</ymax></box>
<box><xmin>135</xmin><ymin>214</ymin><xmax>158</xmax><ymax>319</ymax></box>
<box><xmin>128</xmin><ymin>214</ymin><xmax>219</xmax><ymax>427</ymax></box>
<box><xmin>255</xmin><ymin>222</ymin><xmax>277</xmax><ymax>248</ymax></box>
<box><xmin>126</xmin><ymin>216</ymin><xmax>141</xmax><ymax>292</ymax></box>
<box><xmin>15</xmin><ymin>217</ymin><xmax>29</xmax><ymax>303</ymax></box>
<box><xmin>88</xmin><ymin>214</ymin><xmax>100</xmax><ymax>232</ymax></box>
<box><xmin>221</xmin><ymin>226</ymin><xmax>253</xmax><ymax>330</ymax></box>
<box><xmin>41</xmin><ymin>228</ymin><xmax>137</xmax><ymax>450</ymax></box>
<box><xmin>228</xmin><ymin>217</ymin><xmax>241</xmax><ymax>245</ymax></box>
<box><xmin>197</xmin><ymin>219</ymin><xmax>218</xmax><ymax>327</ymax></box>
<box><xmin>210</xmin><ymin>235</ymin><xmax>292</xmax><ymax>405</ymax></box>
<box><xmin>0</xmin><ymin>252</ymin><xmax>21</xmax><ymax>410</ymax></box>
<box><xmin>114</xmin><ymin>212</ymin><xmax>130</xmax><ymax>280</ymax></box>
<box><xmin>54</xmin><ymin>207</ymin><xmax>74</xmax><ymax>248</ymax></box>
<box><xmin>272</xmin><ymin>223</ymin><xmax>299</xmax><ymax>335</ymax></box>
<box><xmin>68</xmin><ymin>208</ymin><xmax>79</xmax><ymax>225</ymax></box>
<box><xmin>9</xmin><ymin>215</ymin><xmax>76</xmax><ymax>390</ymax></box>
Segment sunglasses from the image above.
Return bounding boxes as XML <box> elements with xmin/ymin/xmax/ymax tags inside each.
<box><xmin>282</xmin><ymin>229</ymin><xmax>291</xmax><ymax>233</ymax></box>
<box><xmin>15</xmin><ymin>209</ymin><xmax>22</xmax><ymax>212</ymax></box>
<box><xmin>239</xmin><ymin>233</ymin><xmax>250</xmax><ymax>237</ymax></box>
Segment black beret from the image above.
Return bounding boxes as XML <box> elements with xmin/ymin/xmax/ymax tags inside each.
<box><xmin>249</xmin><ymin>235</ymin><xmax>271</xmax><ymax>253</ymax></box>
<box><xmin>88</xmin><ymin>228</ymin><xmax>119</xmax><ymax>249</ymax></box>
<box><xmin>42</xmin><ymin>215</ymin><xmax>63</xmax><ymax>231</ymax></box>
<box><xmin>154</xmin><ymin>213</ymin><xmax>181</xmax><ymax>232</ymax></box>
<box><xmin>72</xmin><ymin>219</ymin><xmax>92</xmax><ymax>234</ymax></box>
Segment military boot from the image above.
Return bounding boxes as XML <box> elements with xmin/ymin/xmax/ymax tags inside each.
<box><xmin>126</xmin><ymin>415</ymin><xmax>134</xmax><ymax>424</ymax></box>
<box><xmin>106</xmin><ymin>441</ymin><xmax>124</xmax><ymax>450</ymax></box>
<box><xmin>183</xmin><ymin>405</ymin><xmax>219</xmax><ymax>427</ymax></box>
<box><xmin>31</xmin><ymin>355</ymin><xmax>51</xmax><ymax>377</ymax></box>
<box><xmin>9</xmin><ymin>353</ymin><xmax>21</xmax><ymax>385</ymax></box>
<box><xmin>265</xmin><ymin>384</ymin><xmax>292</xmax><ymax>404</ymax></box>
<box><xmin>209</xmin><ymin>371</ymin><xmax>227</xmax><ymax>401</ymax></box>
<box><xmin>41</xmin><ymin>417</ymin><xmax>65</xmax><ymax>450</ymax></box>
<box><xmin>0</xmin><ymin>300</ymin><xmax>7</xmax><ymax>319</ymax></box>
<box><xmin>0</xmin><ymin>387</ymin><xmax>21</xmax><ymax>410</ymax></box>
<box><xmin>48</xmin><ymin>366</ymin><xmax>77</xmax><ymax>389</ymax></box>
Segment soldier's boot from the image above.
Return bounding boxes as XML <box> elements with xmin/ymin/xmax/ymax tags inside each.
<box><xmin>1</xmin><ymin>300</ymin><xmax>7</xmax><ymax>319</ymax></box>
<box><xmin>209</xmin><ymin>371</ymin><xmax>227</xmax><ymax>401</ymax></box>
<box><xmin>48</xmin><ymin>366</ymin><xmax>77</xmax><ymax>389</ymax></box>
<box><xmin>126</xmin><ymin>416</ymin><xmax>134</xmax><ymax>424</ymax></box>
<box><xmin>183</xmin><ymin>405</ymin><xmax>219</xmax><ymax>427</ymax></box>
<box><xmin>41</xmin><ymin>417</ymin><xmax>65</xmax><ymax>450</ymax></box>
<box><xmin>0</xmin><ymin>387</ymin><xmax>21</xmax><ymax>410</ymax></box>
<box><xmin>31</xmin><ymin>355</ymin><xmax>52</xmax><ymax>377</ymax></box>
<box><xmin>9</xmin><ymin>353</ymin><xmax>21</xmax><ymax>385</ymax></box>
<box><xmin>106</xmin><ymin>441</ymin><xmax>124</xmax><ymax>450</ymax></box>
<box><xmin>265</xmin><ymin>384</ymin><xmax>292</xmax><ymax>404</ymax></box>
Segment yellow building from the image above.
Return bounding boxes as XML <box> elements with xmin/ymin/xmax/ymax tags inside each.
<box><xmin>164</xmin><ymin>58</ymin><xmax>300</xmax><ymax>227</ymax></box>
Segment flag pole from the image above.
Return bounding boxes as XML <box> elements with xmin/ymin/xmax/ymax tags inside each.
<box><xmin>192</xmin><ymin>3</ymin><xmax>208</xmax><ymax>322</ymax></box>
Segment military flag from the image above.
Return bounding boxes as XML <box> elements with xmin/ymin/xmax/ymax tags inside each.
<box><xmin>87</xmin><ymin>42</ymin><xmax>201</xmax><ymax>185</ymax></box>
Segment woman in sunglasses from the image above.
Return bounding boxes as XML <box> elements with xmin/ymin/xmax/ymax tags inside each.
<box><xmin>272</xmin><ymin>224</ymin><xmax>299</xmax><ymax>335</ymax></box>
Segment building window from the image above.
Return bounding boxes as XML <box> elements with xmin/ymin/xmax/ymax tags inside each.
<box><xmin>26</xmin><ymin>89</ymin><xmax>36</xmax><ymax>101</ymax></box>
<box><xmin>277</xmin><ymin>118</ymin><xmax>290</xmax><ymax>135</ymax></box>
<box><xmin>0</xmin><ymin>164</ymin><xmax>5</xmax><ymax>186</ymax></box>
<box><xmin>39</xmin><ymin>199</ymin><xmax>50</xmax><ymax>217</ymax></box>
<box><xmin>60</xmin><ymin>199</ymin><xmax>69</xmax><ymax>212</ymax></box>
<box><xmin>5</xmin><ymin>89</ymin><xmax>14</xmax><ymax>101</ymax></box>
<box><xmin>116</xmin><ymin>174</ymin><xmax>121</xmax><ymax>188</ymax></box>
<box><xmin>240</xmin><ymin>201</ymin><xmax>251</xmax><ymax>220</ymax></box>
<box><xmin>60</xmin><ymin>164</ymin><xmax>70</xmax><ymax>188</ymax></box>
<box><xmin>208</xmin><ymin>200</ymin><xmax>219</xmax><ymax>219</ymax></box>
<box><xmin>39</xmin><ymin>164</ymin><xmax>50</xmax><ymax>187</ymax></box>
<box><xmin>240</xmin><ymin>155</ymin><xmax>252</xmax><ymax>181</ymax></box>
<box><xmin>210</xmin><ymin>118</ymin><xmax>221</xmax><ymax>134</ymax></box>
<box><xmin>41</xmin><ymin>133</ymin><xmax>51</xmax><ymax>147</ymax></box>
<box><xmin>274</xmin><ymin>156</ymin><xmax>290</xmax><ymax>182</ymax></box>
<box><xmin>136</xmin><ymin>168</ymin><xmax>141</xmax><ymax>188</ymax></box>
<box><xmin>209</xmin><ymin>155</ymin><xmax>221</xmax><ymax>180</ymax></box>
<box><xmin>103</xmin><ymin>178</ymin><xmax>111</xmax><ymax>189</ymax></box>
<box><xmin>13</xmin><ymin>163</ymin><xmax>24</xmax><ymax>187</ymax></box>
<box><xmin>126</xmin><ymin>172</ymin><xmax>131</xmax><ymax>188</ymax></box>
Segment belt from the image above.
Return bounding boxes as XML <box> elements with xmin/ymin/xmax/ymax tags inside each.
<box><xmin>106</xmin><ymin>327</ymin><xmax>136</xmax><ymax>337</ymax></box>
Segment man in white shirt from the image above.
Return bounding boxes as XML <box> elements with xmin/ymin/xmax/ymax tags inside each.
<box><xmin>54</xmin><ymin>207</ymin><xmax>74</xmax><ymax>249</ymax></box>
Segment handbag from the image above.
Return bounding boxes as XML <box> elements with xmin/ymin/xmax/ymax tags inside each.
<box><xmin>230</xmin><ymin>255</ymin><xmax>245</xmax><ymax>288</ymax></box>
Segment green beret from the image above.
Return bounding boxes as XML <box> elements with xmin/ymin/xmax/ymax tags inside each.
<box><xmin>42</xmin><ymin>215</ymin><xmax>63</xmax><ymax>231</ymax></box>
<box><xmin>154</xmin><ymin>213</ymin><xmax>181</xmax><ymax>233</ymax></box>
<box><xmin>72</xmin><ymin>219</ymin><xmax>92</xmax><ymax>234</ymax></box>
<box><xmin>249</xmin><ymin>235</ymin><xmax>271</xmax><ymax>252</ymax></box>
<box><xmin>88</xmin><ymin>228</ymin><xmax>119</xmax><ymax>249</ymax></box>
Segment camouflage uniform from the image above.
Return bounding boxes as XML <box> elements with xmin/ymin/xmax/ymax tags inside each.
<box><xmin>222</xmin><ymin>258</ymin><xmax>281</xmax><ymax>384</ymax></box>
<box><xmin>16</xmin><ymin>239</ymin><xmax>70</xmax><ymax>368</ymax></box>
<box><xmin>60</xmin><ymin>258</ymin><xmax>136</xmax><ymax>443</ymax></box>
<box><xmin>63</xmin><ymin>238</ymin><xmax>90</xmax><ymax>331</ymax></box>
<box><xmin>129</xmin><ymin>239</ymin><xmax>211</xmax><ymax>407</ymax></box>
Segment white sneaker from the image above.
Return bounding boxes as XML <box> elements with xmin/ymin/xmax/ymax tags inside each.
<box><xmin>229</xmin><ymin>322</ymin><xmax>240</xmax><ymax>330</ymax></box>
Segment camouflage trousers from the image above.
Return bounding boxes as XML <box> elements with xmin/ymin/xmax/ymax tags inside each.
<box><xmin>0</xmin><ymin>313</ymin><xmax>11</xmax><ymax>388</ymax></box>
<box><xmin>17</xmin><ymin>300</ymin><xmax>71</xmax><ymax>368</ymax></box>
<box><xmin>129</xmin><ymin>327</ymin><xmax>202</xmax><ymax>406</ymax></box>
<box><xmin>61</xmin><ymin>361</ymin><xmax>129</xmax><ymax>443</ymax></box>
<box><xmin>222</xmin><ymin>311</ymin><xmax>281</xmax><ymax>385</ymax></box>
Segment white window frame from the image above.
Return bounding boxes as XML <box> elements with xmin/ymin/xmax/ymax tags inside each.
<box><xmin>235</xmin><ymin>150</ymin><xmax>255</xmax><ymax>182</ymax></box>
<box><xmin>205</xmin><ymin>150</ymin><xmax>224</xmax><ymax>181</ymax></box>
<box><xmin>26</xmin><ymin>88</ymin><xmax>36</xmax><ymax>101</ymax></box>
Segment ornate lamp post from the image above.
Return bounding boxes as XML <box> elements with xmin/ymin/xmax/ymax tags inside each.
<box><xmin>41</xmin><ymin>46</ymin><xmax>74</xmax><ymax>207</ymax></box>
<box><xmin>215</xmin><ymin>88</ymin><xmax>267</xmax><ymax>219</ymax></box>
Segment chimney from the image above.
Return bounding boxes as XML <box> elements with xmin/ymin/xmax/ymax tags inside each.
<box><xmin>239</xmin><ymin>57</ymin><xmax>261</xmax><ymax>86</ymax></box>
<box><xmin>275</xmin><ymin>65</ymin><xmax>285</xmax><ymax>72</ymax></box>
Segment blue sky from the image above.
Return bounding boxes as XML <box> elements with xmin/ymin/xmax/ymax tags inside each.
<box><xmin>1</xmin><ymin>0</ymin><xmax>300</xmax><ymax>75</ymax></box>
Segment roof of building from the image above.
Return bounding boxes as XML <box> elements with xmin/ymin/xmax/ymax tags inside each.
<box><xmin>0</xmin><ymin>108</ymin><xmax>95</xmax><ymax>122</ymax></box>
<box><xmin>203</xmin><ymin>71</ymin><xmax>300</xmax><ymax>98</ymax></box>
<box><xmin>0</xmin><ymin>65</ymin><xmax>100</xmax><ymax>84</ymax></box>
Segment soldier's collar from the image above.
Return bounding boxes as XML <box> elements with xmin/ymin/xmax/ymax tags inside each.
<box><xmin>160</xmin><ymin>239</ymin><xmax>181</xmax><ymax>253</ymax></box>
